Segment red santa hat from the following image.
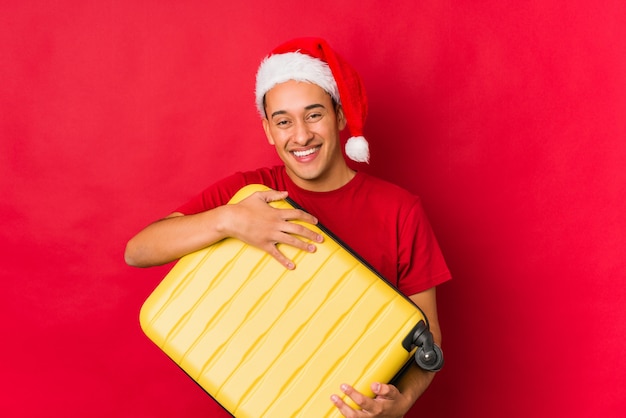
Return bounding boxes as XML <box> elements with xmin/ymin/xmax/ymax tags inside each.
<box><xmin>255</xmin><ymin>37</ymin><xmax>370</xmax><ymax>163</ymax></box>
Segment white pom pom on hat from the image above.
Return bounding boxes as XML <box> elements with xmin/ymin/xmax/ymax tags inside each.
<box><xmin>255</xmin><ymin>37</ymin><xmax>370</xmax><ymax>163</ymax></box>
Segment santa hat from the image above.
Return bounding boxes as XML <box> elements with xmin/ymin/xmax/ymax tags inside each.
<box><xmin>255</xmin><ymin>37</ymin><xmax>370</xmax><ymax>163</ymax></box>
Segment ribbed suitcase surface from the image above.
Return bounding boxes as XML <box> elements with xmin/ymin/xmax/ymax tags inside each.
<box><xmin>140</xmin><ymin>184</ymin><xmax>427</xmax><ymax>417</ymax></box>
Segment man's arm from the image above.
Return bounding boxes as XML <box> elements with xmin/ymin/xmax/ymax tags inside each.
<box><xmin>124</xmin><ymin>189</ymin><xmax>323</xmax><ymax>269</ymax></box>
<box><xmin>331</xmin><ymin>287</ymin><xmax>441</xmax><ymax>417</ymax></box>
<box><xmin>394</xmin><ymin>288</ymin><xmax>441</xmax><ymax>398</ymax></box>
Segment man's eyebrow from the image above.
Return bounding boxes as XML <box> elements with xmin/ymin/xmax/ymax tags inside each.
<box><xmin>270</xmin><ymin>104</ymin><xmax>326</xmax><ymax>119</ymax></box>
<box><xmin>270</xmin><ymin>110</ymin><xmax>287</xmax><ymax>118</ymax></box>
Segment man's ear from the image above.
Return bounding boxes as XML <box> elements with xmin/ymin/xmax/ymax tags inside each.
<box><xmin>336</xmin><ymin>105</ymin><xmax>347</xmax><ymax>131</ymax></box>
<box><xmin>262</xmin><ymin>118</ymin><xmax>275</xmax><ymax>145</ymax></box>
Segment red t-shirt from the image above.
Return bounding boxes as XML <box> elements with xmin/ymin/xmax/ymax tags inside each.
<box><xmin>176</xmin><ymin>166</ymin><xmax>451</xmax><ymax>296</ymax></box>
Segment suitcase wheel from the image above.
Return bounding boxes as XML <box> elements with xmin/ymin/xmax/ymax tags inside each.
<box><xmin>405</xmin><ymin>320</ymin><xmax>444</xmax><ymax>372</ymax></box>
<box><xmin>415</xmin><ymin>344</ymin><xmax>444</xmax><ymax>372</ymax></box>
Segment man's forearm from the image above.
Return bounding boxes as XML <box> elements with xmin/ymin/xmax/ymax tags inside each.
<box><xmin>124</xmin><ymin>208</ymin><xmax>229</xmax><ymax>267</ymax></box>
<box><xmin>396</xmin><ymin>363</ymin><xmax>437</xmax><ymax>404</ymax></box>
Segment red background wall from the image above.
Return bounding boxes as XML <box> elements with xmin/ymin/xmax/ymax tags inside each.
<box><xmin>2</xmin><ymin>1</ymin><xmax>625</xmax><ymax>417</ymax></box>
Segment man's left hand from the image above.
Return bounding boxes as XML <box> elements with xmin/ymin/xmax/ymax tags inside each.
<box><xmin>331</xmin><ymin>382</ymin><xmax>411</xmax><ymax>418</ymax></box>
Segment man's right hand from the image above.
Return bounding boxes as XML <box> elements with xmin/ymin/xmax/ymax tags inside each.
<box><xmin>224</xmin><ymin>189</ymin><xmax>324</xmax><ymax>269</ymax></box>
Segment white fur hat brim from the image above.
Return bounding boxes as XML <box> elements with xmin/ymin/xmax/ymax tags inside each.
<box><xmin>255</xmin><ymin>52</ymin><xmax>340</xmax><ymax>118</ymax></box>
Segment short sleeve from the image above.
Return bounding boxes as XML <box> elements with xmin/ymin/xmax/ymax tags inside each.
<box><xmin>397</xmin><ymin>200</ymin><xmax>451</xmax><ymax>296</ymax></box>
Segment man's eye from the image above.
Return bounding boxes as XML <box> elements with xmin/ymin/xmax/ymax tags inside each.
<box><xmin>307</xmin><ymin>113</ymin><xmax>322</xmax><ymax>121</ymax></box>
<box><xmin>276</xmin><ymin>119</ymin><xmax>290</xmax><ymax>127</ymax></box>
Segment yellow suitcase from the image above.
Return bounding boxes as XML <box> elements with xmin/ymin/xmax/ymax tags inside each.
<box><xmin>140</xmin><ymin>184</ymin><xmax>443</xmax><ymax>417</ymax></box>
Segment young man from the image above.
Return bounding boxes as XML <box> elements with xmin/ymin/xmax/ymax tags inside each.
<box><xmin>126</xmin><ymin>37</ymin><xmax>451</xmax><ymax>417</ymax></box>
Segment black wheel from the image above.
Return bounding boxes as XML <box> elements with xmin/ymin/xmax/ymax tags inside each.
<box><xmin>414</xmin><ymin>344</ymin><xmax>444</xmax><ymax>372</ymax></box>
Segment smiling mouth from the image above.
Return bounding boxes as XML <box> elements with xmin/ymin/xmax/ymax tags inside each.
<box><xmin>292</xmin><ymin>146</ymin><xmax>320</xmax><ymax>158</ymax></box>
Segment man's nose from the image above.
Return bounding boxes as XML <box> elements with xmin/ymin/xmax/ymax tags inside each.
<box><xmin>292</xmin><ymin>120</ymin><xmax>313</xmax><ymax>144</ymax></box>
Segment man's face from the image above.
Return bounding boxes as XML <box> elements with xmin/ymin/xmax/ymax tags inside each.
<box><xmin>262</xmin><ymin>80</ymin><xmax>349</xmax><ymax>191</ymax></box>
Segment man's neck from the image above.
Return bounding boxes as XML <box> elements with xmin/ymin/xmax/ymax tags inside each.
<box><xmin>285</xmin><ymin>166</ymin><xmax>356</xmax><ymax>192</ymax></box>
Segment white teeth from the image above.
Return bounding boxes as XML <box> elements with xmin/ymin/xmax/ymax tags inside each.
<box><xmin>293</xmin><ymin>147</ymin><xmax>319</xmax><ymax>157</ymax></box>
